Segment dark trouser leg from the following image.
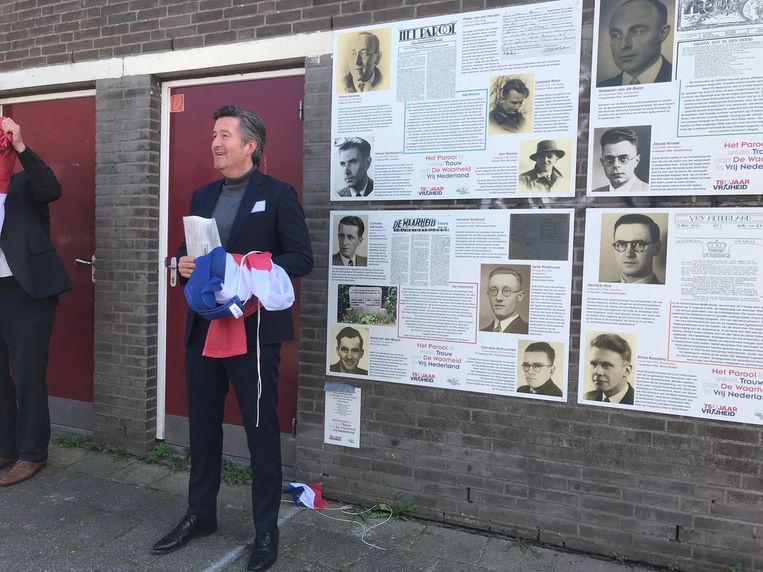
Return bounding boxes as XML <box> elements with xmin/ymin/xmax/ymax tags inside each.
<box><xmin>0</xmin><ymin>278</ymin><xmax>55</xmax><ymax>463</ymax></box>
<box><xmin>0</xmin><ymin>336</ymin><xmax>16</xmax><ymax>459</ymax></box>
<box><xmin>227</xmin><ymin>343</ymin><xmax>282</xmax><ymax>535</ymax></box>
<box><xmin>186</xmin><ymin>320</ymin><xmax>228</xmax><ymax>520</ymax></box>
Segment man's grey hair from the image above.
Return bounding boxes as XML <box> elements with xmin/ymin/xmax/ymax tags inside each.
<box><xmin>213</xmin><ymin>105</ymin><xmax>267</xmax><ymax>167</ymax></box>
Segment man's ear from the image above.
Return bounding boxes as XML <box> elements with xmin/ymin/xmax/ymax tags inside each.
<box><xmin>654</xmin><ymin>240</ymin><xmax>662</xmax><ymax>255</ymax></box>
<box><xmin>517</xmin><ymin>290</ymin><xmax>526</xmax><ymax>302</ymax></box>
<box><xmin>245</xmin><ymin>140</ymin><xmax>257</xmax><ymax>158</ymax></box>
<box><xmin>623</xmin><ymin>362</ymin><xmax>633</xmax><ymax>377</ymax></box>
<box><xmin>659</xmin><ymin>24</ymin><xmax>670</xmax><ymax>43</ymax></box>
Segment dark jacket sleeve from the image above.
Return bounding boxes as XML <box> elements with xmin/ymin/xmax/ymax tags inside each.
<box><xmin>272</xmin><ymin>184</ymin><xmax>313</xmax><ymax>278</ymax></box>
<box><xmin>16</xmin><ymin>147</ymin><xmax>62</xmax><ymax>204</ymax></box>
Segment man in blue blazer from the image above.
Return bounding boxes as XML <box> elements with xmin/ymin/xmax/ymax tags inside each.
<box><xmin>0</xmin><ymin>117</ymin><xmax>72</xmax><ymax>487</ymax></box>
<box><xmin>152</xmin><ymin>106</ymin><xmax>313</xmax><ymax>572</ymax></box>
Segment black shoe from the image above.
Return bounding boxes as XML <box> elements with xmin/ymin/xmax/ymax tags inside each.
<box><xmin>247</xmin><ymin>527</ymin><xmax>279</xmax><ymax>571</ymax></box>
<box><xmin>151</xmin><ymin>514</ymin><xmax>217</xmax><ymax>554</ymax></box>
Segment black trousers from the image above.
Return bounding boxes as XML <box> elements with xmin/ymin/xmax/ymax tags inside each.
<box><xmin>0</xmin><ymin>276</ymin><xmax>56</xmax><ymax>463</ymax></box>
<box><xmin>185</xmin><ymin>318</ymin><xmax>282</xmax><ymax>535</ymax></box>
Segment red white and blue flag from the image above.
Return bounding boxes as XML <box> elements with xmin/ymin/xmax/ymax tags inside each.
<box><xmin>283</xmin><ymin>482</ymin><xmax>329</xmax><ymax>510</ymax></box>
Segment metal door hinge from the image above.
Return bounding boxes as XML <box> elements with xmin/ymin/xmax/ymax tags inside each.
<box><xmin>298</xmin><ymin>100</ymin><xmax>304</xmax><ymax>121</ymax></box>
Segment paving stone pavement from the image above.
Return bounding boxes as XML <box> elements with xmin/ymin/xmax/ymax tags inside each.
<box><xmin>0</xmin><ymin>443</ymin><xmax>661</xmax><ymax>571</ymax></box>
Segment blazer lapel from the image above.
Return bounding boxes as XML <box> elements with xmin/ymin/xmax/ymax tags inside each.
<box><xmin>227</xmin><ymin>169</ymin><xmax>264</xmax><ymax>249</ymax></box>
<box><xmin>199</xmin><ymin>181</ymin><xmax>224</xmax><ymax>217</ymax></box>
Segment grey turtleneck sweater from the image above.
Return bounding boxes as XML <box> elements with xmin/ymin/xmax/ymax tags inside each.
<box><xmin>211</xmin><ymin>168</ymin><xmax>254</xmax><ymax>247</ymax></box>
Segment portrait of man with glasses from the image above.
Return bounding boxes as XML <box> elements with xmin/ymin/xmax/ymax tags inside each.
<box><xmin>592</xmin><ymin>127</ymin><xmax>650</xmax><ymax>193</ymax></box>
<box><xmin>600</xmin><ymin>213</ymin><xmax>666</xmax><ymax>284</ymax></box>
<box><xmin>516</xmin><ymin>341</ymin><xmax>563</xmax><ymax>397</ymax></box>
<box><xmin>480</xmin><ymin>265</ymin><xmax>529</xmax><ymax>334</ymax></box>
<box><xmin>338</xmin><ymin>30</ymin><xmax>387</xmax><ymax>93</ymax></box>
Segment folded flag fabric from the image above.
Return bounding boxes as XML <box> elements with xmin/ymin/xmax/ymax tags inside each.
<box><xmin>0</xmin><ymin>116</ymin><xmax>17</xmax><ymax>236</ymax></box>
<box><xmin>283</xmin><ymin>482</ymin><xmax>329</xmax><ymax>510</ymax></box>
<box><xmin>184</xmin><ymin>246</ymin><xmax>295</xmax><ymax>358</ymax></box>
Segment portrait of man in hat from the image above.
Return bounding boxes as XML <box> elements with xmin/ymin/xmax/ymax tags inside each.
<box><xmin>518</xmin><ymin>140</ymin><xmax>569</xmax><ymax>193</ymax></box>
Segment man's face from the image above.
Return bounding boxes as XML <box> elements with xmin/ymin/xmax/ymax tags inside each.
<box><xmin>487</xmin><ymin>273</ymin><xmax>525</xmax><ymax>321</ymax></box>
<box><xmin>336</xmin><ymin>335</ymin><xmax>364</xmax><ymax>372</ymax></box>
<box><xmin>211</xmin><ymin>116</ymin><xmax>255</xmax><ymax>178</ymax></box>
<box><xmin>589</xmin><ymin>346</ymin><xmax>631</xmax><ymax>397</ymax></box>
<box><xmin>499</xmin><ymin>90</ymin><xmax>525</xmax><ymax>115</ymax></box>
<box><xmin>613</xmin><ymin>222</ymin><xmax>659</xmax><ymax>280</ymax></box>
<box><xmin>347</xmin><ymin>34</ymin><xmax>381</xmax><ymax>83</ymax></box>
<box><xmin>609</xmin><ymin>0</ymin><xmax>669</xmax><ymax>77</ymax></box>
<box><xmin>535</xmin><ymin>152</ymin><xmax>559</xmax><ymax>175</ymax></box>
<box><xmin>601</xmin><ymin>140</ymin><xmax>639</xmax><ymax>188</ymax></box>
<box><xmin>339</xmin><ymin>147</ymin><xmax>371</xmax><ymax>191</ymax></box>
<box><xmin>522</xmin><ymin>350</ymin><xmax>555</xmax><ymax>389</ymax></box>
<box><xmin>338</xmin><ymin>223</ymin><xmax>363</xmax><ymax>259</ymax></box>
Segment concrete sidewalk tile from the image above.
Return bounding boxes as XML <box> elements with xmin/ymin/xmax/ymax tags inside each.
<box><xmin>47</xmin><ymin>473</ymin><xmax>183</xmax><ymax>527</ymax></box>
<box><xmin>64</xmin><ymin>452</ymin><xmax>138</xmax><ymax>478</ymax></box>
<box><xmin>552</xmin><ymin>553</ymin><xmax>646</xmax><ymax>571</ymax></box>
<box><xmin>0</xmin><ymin>529</ymin><xmax>58</xmax><ymax>571</ymax></box>
<box><xmin>218</xmin><ymin>481</ymin><xmax>251</xmax><ymax>510</ymax></box>
<box><xmin>47</xmin><ymin>445</ymin><xmax>93</xmax><ymax>467</ymax></box>
<box><xmin>431</xmin><ymin>559</ymin><xmax>492</xmax><ymax>572</ymax></box>
<box><xmin>351</xmin><ymin>548</ymin><xmax>442</xmax><ymax>572</ymax></box>
<box><xmin>359</xmin><ymin>516</ymin><xmax>427</xmax><ymax>549</ymax></box>
<box><xmin>104</xmin><ymin>522</ymin><xmax>246</xmax><ymax>571</ymax></box>
<box><xmin>259</xmin><ymin>554</ymin><xmax>331</xmax><ymax>572</ymax></box>
<box><xmin>148</xmin><ymin>470</ymin><xmax>190</xmax><ymax>497</ymax></box>
<box><xmin>31</xmin><ymin>547</ymin><xmax>143</xmax><ymax>572</ymax></box>
<box><xmin>409</xmin><ymin>524</ymin><xmax>490</xmax><ymax>567</ymax></box>
<box><xmin>111</xmin><ymin>461</ymin><xmax>174</xmax><ymax>487</ymax></box>
<box><xmin>14</xmin><ymin>499</ymin><xmax>140</xmax><ymax>552</ymax></box>
<box><xmin>279</xmin><ymin>522</ymin><xmax>366</xmax><ymax>569</ymax></box>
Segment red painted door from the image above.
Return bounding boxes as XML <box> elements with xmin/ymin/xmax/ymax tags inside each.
<box><xmin>165</xmin><ymin>76</ymin><xmax>305</xmax><ymax>434</ymax></box>
<box><xmin>2</xmin><ymin>97</ymin><xmax>96</xmax><ymax>404</ymax></box>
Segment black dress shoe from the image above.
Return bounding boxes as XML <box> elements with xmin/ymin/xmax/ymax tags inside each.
<box><xmin>247</xmin><ymin>527</ymin><xmax>279</xmax><ymax>571</ymax></box>
<box><xmin>152</xmin><ymin>514</ymin><xmax>217</xmax><ymax>554</ymax></box>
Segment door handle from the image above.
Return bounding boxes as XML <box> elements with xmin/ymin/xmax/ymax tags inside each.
<box><xmin>74</xmin><ymin>255</ymin><xmax>96</xmax><ymax>284</ymax></box>
<box><xmin>165</xmin><ymin>256</ymin><xmax>178</xmax><ymax>288</ymax></box>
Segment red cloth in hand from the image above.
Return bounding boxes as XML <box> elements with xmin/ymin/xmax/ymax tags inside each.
<box><xmin>0</xmin><ymin>116</ymin><xmax>16</xmax><ymax>193</ymax></box>
<box><xmin>202</xmin><ymin>299</ymin><xmax>259</xmax><ymax>358</ymax></box>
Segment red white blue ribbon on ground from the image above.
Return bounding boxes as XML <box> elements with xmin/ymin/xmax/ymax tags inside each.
<box><xmin>282</xmin><ymin>482</ymin><xmax>329</xmax><ymax>510</ymax></box>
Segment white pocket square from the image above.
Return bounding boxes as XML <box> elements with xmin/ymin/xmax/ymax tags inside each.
<box><xmin>251</xmin><ymin>200</ymin><xmax>266</xmax><ymax>213</ymax></box>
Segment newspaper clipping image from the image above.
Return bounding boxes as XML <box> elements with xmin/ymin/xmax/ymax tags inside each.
<box><xmin>589</xmin><ymin>0</ymin><xmax>763</xmax><ymax>196</ymax></box>
<box><xmin>327</xmin><ymin>209</ymin><xmax>575</xmax><ymax>401</ymax></box>
<box><xmin>331</xmin><ymin>0</ymin><xmax>583</xmax><ymax>201</ymax></box>
<box><xmin>579</xmin><ymin>208</ymin><xmax>763</xmax><ymax>425</ymax></box>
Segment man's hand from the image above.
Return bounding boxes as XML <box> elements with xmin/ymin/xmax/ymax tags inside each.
<box><xmin>178</xmin><ymin>255</ymin><xmax>196</xmax><ymax>279</ymax></box>
<box><xmin>0</xmin><ymin>117</ymin><xmax>26</xmax><ymax>153</ymax></box>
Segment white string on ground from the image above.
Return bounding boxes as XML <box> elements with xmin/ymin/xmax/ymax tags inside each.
<box><xmin>311</xmin><ymin>503</ymin><xmax>393</xmax><ymax>551</ymax></box>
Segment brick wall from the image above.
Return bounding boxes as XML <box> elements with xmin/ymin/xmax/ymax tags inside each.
<box><xmin>2</xmin><ymin>1</ymin><xmax>762</xmax><ymax>570</ymax></box>
<box><xmin>92</xmin><ymin>75</ymin><xmax>161</xmax><ymax>454</ymax></box>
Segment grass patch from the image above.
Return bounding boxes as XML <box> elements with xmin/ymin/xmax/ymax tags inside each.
<box><xmin>221</xmin><ymin>460</ymin><xmax>251</xmax><ymax>486</ymax></box>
